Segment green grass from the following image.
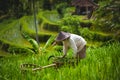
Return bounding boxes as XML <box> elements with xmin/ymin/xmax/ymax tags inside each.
<box><xmin>0</xmin><ymin>42</ymin><xmax>120</xmax><ymax>80</ymax></box>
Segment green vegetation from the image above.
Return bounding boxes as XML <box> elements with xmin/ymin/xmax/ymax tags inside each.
<box><xmin>0</xmin><ymin>42</ymin><xmax>120</xmax><ymax>80</ymax></box>
<box><xmin>0</xmin><ymin>10</ymin><xmax>60</xmax><ymax>55</ymax></box>
<box><xmin>0</xmin><ymin>0</ymin><xmax>120</xmax><ymax>80</ymax></box>
<box><xmin>94</xmin><ymin>0</ymin><xmax>120</xmax><ymax>32</ymax></box>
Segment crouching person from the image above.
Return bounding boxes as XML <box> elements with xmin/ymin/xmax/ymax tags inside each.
<box><xmin>53</xmin><ymin>31</ymin><xmax>87</xmax><ymax>60</ymax></box>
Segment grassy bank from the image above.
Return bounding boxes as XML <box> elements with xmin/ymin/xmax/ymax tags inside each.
<box><xmin>0</xmin><ymin>42</ymin><xmax>120</xmax><ymax>80</ymax></box>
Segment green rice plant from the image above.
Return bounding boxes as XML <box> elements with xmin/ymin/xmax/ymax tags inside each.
<box><xmin>0</xmin><ymin>42</ymin><xmax>120</xmax><ymax>80</ymax></box>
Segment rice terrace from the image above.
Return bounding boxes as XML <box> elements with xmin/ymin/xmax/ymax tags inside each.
<box><xmin>0</xmin><ymin>0</ymin><xmax>120</xmax><ymax>80</ymax></box>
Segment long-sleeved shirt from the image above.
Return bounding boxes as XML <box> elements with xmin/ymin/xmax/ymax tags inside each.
<box><xmin>62</xmin><ymin>33</ymin><xmax>86</xmax><ymax>57</ymax></box>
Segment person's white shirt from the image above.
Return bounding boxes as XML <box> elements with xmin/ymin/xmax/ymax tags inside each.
<box><xmin>63</xmin><ymin>33</ymin><xmax>86</xmax><ymax>57</ymax></box>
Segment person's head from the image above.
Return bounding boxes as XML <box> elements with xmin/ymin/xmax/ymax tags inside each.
<box><xmin>52</xmin><ymin>31</ymin><xmax>70</xmax><ymax>46</ymax></box>
<box><xmin>55</xmin><ymin>31</ymin><xmax>70</xmax><ymax>41</ymax></box>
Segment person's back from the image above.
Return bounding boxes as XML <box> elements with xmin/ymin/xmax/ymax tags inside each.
<box><xmin>70</xmin><ymin>34</ymin><xmax>86</xmax><ymax>52</ymax></box>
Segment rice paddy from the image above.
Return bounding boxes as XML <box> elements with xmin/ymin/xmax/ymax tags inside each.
<box><xmin>0</xmin><ymin>42</ymin><xmax>120</xmax><ymax>80</ymax></box>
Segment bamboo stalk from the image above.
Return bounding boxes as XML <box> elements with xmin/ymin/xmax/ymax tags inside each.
<box><xmin>32</xmin><ymin>63</ymin><xmax>56</xmax><ymax>71</ymax></box>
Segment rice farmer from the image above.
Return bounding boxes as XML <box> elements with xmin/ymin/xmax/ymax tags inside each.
<box><xmin>53</xmin><ymin>31</ymin><xmax>87</xmax><ymax>60</ymax></box>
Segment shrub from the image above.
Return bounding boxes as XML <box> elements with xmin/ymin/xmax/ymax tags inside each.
<box><xmin>60</xmin><ymin>16</ymin><xmax>80</xmax><ymax>34</ymax></box>
<box><xmin>56</xmin><ymin>3</ymin><xmax>68</xmax><ymax>18</ymax></box>
<box><xmin>94</xmin><ymin>0</ymin><xmax>120</xmax><ymax>32</ymax></box>
<box><xmin>79</xmin><ymin>28</ymin><xmax>94</xmax><ymax>40</ymax></box>
<box><xmin>80</xmin><ymin>21</ymin><xmax>92</xmax><ymax>28</ymax></box>
<box><xmin>60</xmin><ymin>26</ymin><xmax>71</xmax><ymax>32</ymax></box>
<box><xmin>79</xmin><ymin>28</ymin><xmax>113</xmax><ymax>42</ymax></box>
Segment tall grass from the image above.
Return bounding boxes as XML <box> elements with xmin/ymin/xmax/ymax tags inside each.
<box><xmin>0</xmin><ymin>42</ymin><xmax>120</xmax><ymax>80</ymax></box>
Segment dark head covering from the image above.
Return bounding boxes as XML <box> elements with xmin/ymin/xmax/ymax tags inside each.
<box><xmin>55</xmin><ymin>31</ymin><xmax>70</xmax><ymax>42</ymax></box>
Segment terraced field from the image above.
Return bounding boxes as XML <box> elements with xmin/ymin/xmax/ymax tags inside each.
<box><xmin>0</xmin><ymin>11</ymin><xmax>61</xmax><ymax>55</ymax></box>
<box><xmin>0</xmin><ymin>10</ymin><xmax>114</xmax><ymax>56</ymax></box>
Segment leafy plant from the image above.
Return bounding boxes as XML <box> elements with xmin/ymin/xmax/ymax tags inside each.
<box><xmin>43</xmin><ymin>35</ymin><xmax>55</xmax><ymax>49</ymax></box>
<box><xmin>8</xmin><ymin>46</ymin><xmax>34</xmax><ymax>54</ymax></box>
<box><xmin>60</xmin><ymin>16</ymin><xmax>80</xmax><ymax>34</ymax></box>
<box><xmin>94</xmin><ymin>0</ymin><xmax>120</xmax><ymax>32</ymax></box>
<box><xmin>21</xmin><ymin>32</ymin><xmax>39</xmax><ymax>54</ymax></box>
<box><xmin>79</xmin><ymin>28</ymin><xmax>94</xmax><ymax>40</ymax></box>
<box><xmin>56</xmin><ymin>2</ymin><xmax>68</xmax><ymax>18</ymax></box>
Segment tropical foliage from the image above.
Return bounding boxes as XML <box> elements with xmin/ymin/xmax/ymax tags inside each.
<box><xmin>0</xmin><ymin>0</ymin><xmax>120</xmax><ymax>80</ymax></box>
<box><xmin>94</xmin><ymin>0</ymin><xmax>120</xmax><ymax>32</ymax></box>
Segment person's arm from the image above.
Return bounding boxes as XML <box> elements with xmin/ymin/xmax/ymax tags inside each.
<box><xmin>62</xmin><ymin>41</ymin><xmax>68</xmax><ymax>58</ymax></box>
<box><xmin>69</xmin><ymin>38</ymin><xmax>77</xmax><ymax>57</ymax></box>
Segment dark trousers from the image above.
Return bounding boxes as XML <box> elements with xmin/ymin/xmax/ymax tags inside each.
<box><xmin>76</xmin><ymin>45</ymin><xmax>86</xmax><ymax>59</ymax></box>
